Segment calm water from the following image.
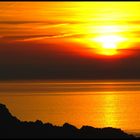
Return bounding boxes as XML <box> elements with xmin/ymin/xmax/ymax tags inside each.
<box><xmin>0</xmin><ymin>80</ymin><xmax>140</xmax><ymax>136</ymax></box>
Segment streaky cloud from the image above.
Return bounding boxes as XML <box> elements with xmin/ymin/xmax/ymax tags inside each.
<box><xmin>0</xmin><ymin>20</ymin><xmax>84</xmax><ymax>25</ymax></box>
<box><xmin>36</xmin><ymin>23</ymin><xmax>69</xmax><ymax>29</ymax></box>
<box><xmin>16</xmin><ymin>33</ymin><xmax>84</xmax><ymax>42</ymax></box>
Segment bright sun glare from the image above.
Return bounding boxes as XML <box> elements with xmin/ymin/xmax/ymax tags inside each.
<box><xmin>93</xmin><ymin>35</ymin><xmax>126</xmax><ymax>56</ymax></box>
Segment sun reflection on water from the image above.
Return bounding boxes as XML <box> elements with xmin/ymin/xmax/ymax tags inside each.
<box><xmin>1</xmin><ymin>81</ymin><xmax>140</xmax><ymax>136</ymax></box>
<box><xmin>101</xmin><ymin>93</ymin><xmax>119</xmax><ymax>128</ymax></box>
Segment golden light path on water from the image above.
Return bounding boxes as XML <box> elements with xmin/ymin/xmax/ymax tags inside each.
<box><xmin>100</xmin><ymin>93</ymin><xmax>118</xmax><ymax>127</ymax></box>
<box><xmin>0</xmin><ymin>81</ymin><xmax>140</xmax><ymax>136</ymax></box>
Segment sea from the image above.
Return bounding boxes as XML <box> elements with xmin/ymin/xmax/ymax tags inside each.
<box><xmin>0</xmin><ymin>80</ymin><xmax>140</xmax><ymax>137</ymax></box>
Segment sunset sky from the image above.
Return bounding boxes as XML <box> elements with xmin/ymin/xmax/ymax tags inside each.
<box><xmin>1</xmin><ymin>2</ymin><xmax>140</xmax><ymax>80</ymax></box>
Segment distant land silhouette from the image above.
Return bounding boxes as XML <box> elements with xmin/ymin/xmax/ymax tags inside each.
<box><xmin>0</xmin><ymin>103</ymin><xmax>137</xmax><ymax>139</ymax></box>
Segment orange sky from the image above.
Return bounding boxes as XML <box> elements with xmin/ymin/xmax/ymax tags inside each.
<box><xmin>1</xmin><ymin>2</ymin><xmax>140</xmax><ymax>56</ymax></box>
<box><xmin>0</xmin><ymin>2</ymin><xmax>140</xmax><ymax>80</ymax></box>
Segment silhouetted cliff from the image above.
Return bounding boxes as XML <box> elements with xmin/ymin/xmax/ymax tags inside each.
<box><xmin>0</xmin><ymin>103</ymin><xmax>136</xmax><ymax>139</ymax></box>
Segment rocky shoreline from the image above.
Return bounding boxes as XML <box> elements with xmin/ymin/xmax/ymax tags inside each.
<box><xmin>0</xmin><ymin>103</ymin><xmax>136</xmax><ymax>139</ymax></box>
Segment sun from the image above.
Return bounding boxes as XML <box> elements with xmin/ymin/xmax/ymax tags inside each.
<box><xmin>93</xmin><ymin>35</ymin><xmax>126</xmax><ymax>56</ymax></box>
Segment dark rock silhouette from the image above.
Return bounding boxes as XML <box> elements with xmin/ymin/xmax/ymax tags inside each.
<box><xmin>0</xmin><ymin>103</ymin><xmax>136</xmax><ymax>139</ymax></box>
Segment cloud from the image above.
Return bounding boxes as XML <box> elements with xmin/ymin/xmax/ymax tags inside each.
<box><xmin>1</xmin><ymin>32</ymin><xmax>85</xmax><ymax>43</ymax></box>
<box><xmin>12</xmin><ymin>33</ymin><xmax>85</xmax><ymax>42</ymax></box>
<box><xmin>0</xmin><ymin>20</ymin><xmax>83</xmax><ymax>25</ymax></box>
<box><xmin>36</xmin><ymin>23</ymin><xmax>69</xmax><ymax>29</ymax></box>
<box><xmin>0</xmin><ymin>21</ymin><xmax>40</xmax><ymax>25</ymax></box>
<box><xmin>3</xmin><ymin>35</ymin><xmax>54</xmax><ymax>40</ymax></box>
